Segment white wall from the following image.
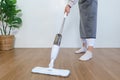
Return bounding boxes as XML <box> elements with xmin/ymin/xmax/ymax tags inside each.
<box><xmin>15</xmin><ymin>0</ymin><xmax>120</xmax><ymax>48</ymax></box>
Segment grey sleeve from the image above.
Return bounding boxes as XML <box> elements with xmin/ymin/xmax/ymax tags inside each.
<box><xmin>68</xmin><ymin>0</ymin><xmax>78</xmax><ymax>7</ymax></box>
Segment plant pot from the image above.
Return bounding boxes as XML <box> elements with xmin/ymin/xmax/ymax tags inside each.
<box><xmin>0</xmin><ymin>35</ymin><xmax>15</xmax><ymax>50</ymax></box>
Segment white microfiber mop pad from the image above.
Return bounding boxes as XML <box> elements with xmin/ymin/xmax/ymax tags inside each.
<box><xmin>79</xmin><ymin>51</ymin><xmax>92</xmax><ymax>61</ymax></box>
<box><xmin>32</xmin><ymin>67</ymin><xmax>70</xmax><ymax>77</ymax></box>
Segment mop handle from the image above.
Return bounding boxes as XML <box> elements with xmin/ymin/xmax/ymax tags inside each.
<box><xmin>59</xmin><ymin>13</ymin><xmax>67</xmax><ymax>34</ymax></box>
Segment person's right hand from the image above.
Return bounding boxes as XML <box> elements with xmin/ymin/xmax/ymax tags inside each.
<box><xmin>64</xmin><ymin>4</ymin><xmax>71</xmax><ymax>15</ymax></box>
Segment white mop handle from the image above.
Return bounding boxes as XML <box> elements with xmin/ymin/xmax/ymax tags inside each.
<box><xmin>49</xmin><ymin>45</ymin><xmax>60</xmax><ymax>69</ymax></box>
<box><xmin>64</xmin><ymin>12</ymin><xmax>67</xmax><ymax>18</ymax></box>
<box><xmin>59</xmin><ymin>13</ymin><xmax>67</xmax><ymax>34</ymax></box>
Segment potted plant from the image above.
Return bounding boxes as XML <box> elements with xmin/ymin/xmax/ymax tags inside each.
<box><xmin>0</xmin><ymin>0</ymin><xmax>22</xmax><ymax>50</ymax></box>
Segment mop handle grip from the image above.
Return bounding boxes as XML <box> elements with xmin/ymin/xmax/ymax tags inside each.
<box><xmin>64</xmin><ymin>12</ymin><xmax>67</xmax><ymax>18</ymax></box>
<box><xmin>59</xmin><ymin>13</ymin><xmax>67</xmax><ymax>34</ymax></box>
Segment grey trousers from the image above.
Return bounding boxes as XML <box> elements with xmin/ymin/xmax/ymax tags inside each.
<box><xmin>78</xmin><ymin>0</ymin><xmax>98</xmax><ymax>39</ymax></box>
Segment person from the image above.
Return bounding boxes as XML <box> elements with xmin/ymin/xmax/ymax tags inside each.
<box><xmin>64</xmin><ymin>0</ymin><xmax>98</xmax><ymax>61</ymax></box>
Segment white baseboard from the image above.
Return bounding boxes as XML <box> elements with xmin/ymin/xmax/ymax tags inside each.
<box><xmin>15</xmin><ymin>42</ymin><xmax>120</xmax><ymax>48</ymax></box>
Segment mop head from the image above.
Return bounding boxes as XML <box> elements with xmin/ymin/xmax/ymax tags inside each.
<box><xmin>32</xmin><ymin>67</ymin><xmax>70</xmax><ymax>77</ymax></box>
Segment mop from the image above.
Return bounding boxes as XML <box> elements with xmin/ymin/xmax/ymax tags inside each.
<box><xmin>32</xmin><ymin>13</ymin><xmax>70</xmax><ymax>77</ymax></box>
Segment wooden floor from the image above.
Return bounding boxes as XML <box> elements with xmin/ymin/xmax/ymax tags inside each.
<box><xmin>0</xmin><ymin>48</ymin><xmax>120</xmax><ymax>80</ymax></box>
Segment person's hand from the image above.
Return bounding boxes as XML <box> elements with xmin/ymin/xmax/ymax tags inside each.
<box><xmin>64</xmin><ymin>4</ymin><xmax>71</xmax><ymax>15</ymax></box>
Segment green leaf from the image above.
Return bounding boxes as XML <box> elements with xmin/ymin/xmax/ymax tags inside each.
<box><xmin>10</xmin><ymin>25</ymin><xmax>20</xmax><ymax>28</ymax></box>
<box><xmin>13</xmin><ymin>17</ymin><xmax>22</xmax><ymax>24</ymax></box>
<box><xmin>5</xmin><ymin>0</ymin><xmax>16</xmax><ymax>5</ymax></box>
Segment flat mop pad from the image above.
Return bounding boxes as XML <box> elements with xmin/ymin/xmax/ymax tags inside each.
<box><xmin>32</xmin><ymin>67</ymin><xmax>70</xmax><ymax>77</ymax></box>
